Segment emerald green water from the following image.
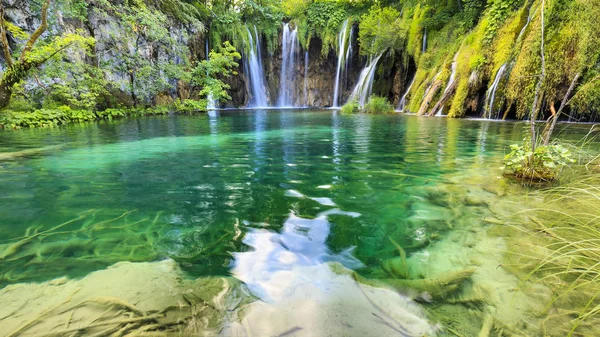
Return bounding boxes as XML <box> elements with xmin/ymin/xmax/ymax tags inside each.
<box><xmin>0</xmin><ymin>110</ymin><xmax>595</xmax><ymax>286</ymax></box>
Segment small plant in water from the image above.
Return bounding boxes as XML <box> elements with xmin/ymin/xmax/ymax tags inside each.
<box><xmin>363</xmin><ymin>95</ymin><xmax>395</xmax><ymax>114</ymax></box>
<box><xmin>501</xmin><ymin>140</ymin><xmax>574</xmax><ymax>183</ymax></box>
<box><xmin>340</xmin><ymin>101</ymin><xmax>359</xmax><ymax>114</ymax></box>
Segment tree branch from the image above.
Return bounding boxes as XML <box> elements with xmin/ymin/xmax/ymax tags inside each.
<box><xmin>529</xmin><ymin>0</ymin><xmax>545</xmax><ymax>152</ymax></box>
<box><xmin>0</xmin><ymin>4</ymin><xmax>14</xmax><ymax>67</ymax></box>
<box><xmin>36</xmin><ymin>42</ymin><xmax>73</xmax><ymax>65</ymax></box>
<box><xmin>19</xmin><ymin>0</ymin><xmax>51</xmax><ymax>63</ymax></box>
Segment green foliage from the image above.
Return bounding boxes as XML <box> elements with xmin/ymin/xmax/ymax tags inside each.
<box><xmin>0</xmin><ymin>106</ymin><xmax>95</xmax><ymax>128</ymax></box>
<box><xmin>340</xmin><ymin>101</ymin><xmax>359</xmax><ymax>114</ymax></box>
<box><xmin>363</xmin><ymin>95</ymin><xmax>395</xmax><ymax>114</ymax></box>
<box><xmin>209</xmin><ymin>0</ymin><xmax>283</xmax><ymax>54</ymax></box>
<box><xmin>571</xmin><ymin>76</ymin><xmax>600</xmax><ymax>116</ymax></box>
<box><xmin>484</xmin><ymin>0</ymin><xmax>524</xmax><ymax>43</ymax></box>
<box><xmin>5</xmin><ymin>22</ymin><xmax>29</xmax><ymax>40</ymax></box>
<box><xmin>502</xmin><ymin>141</ymin><xmax>575</xmax><ymax>183</ymax></box>
<box><xmin>0</xmin><ymin>102</ymin><xmax>209</xmax><ymax>129</ymax></box>
<box><xmin>358</xmin><ymin>7</ymin><xmax>403</xmax><ymax>56</ymax></box>
<box><xmin>95</xmin><ymin>108</ymin><xmax>127</xmax><ymax>120</ymax></box>
<box><xmin>304</xmin><ymin>0</ymin><xmax>347</xmax><ymax>55</ymax></box>
<box><xmin>174</xmin><ymin>99</ymin><xmax>207</xmax><ymax>113</ymax></box>
<box><xmin>190</xmin><ymin>42</ymin><xmax>241</xmax><ymax>103</ymax></box>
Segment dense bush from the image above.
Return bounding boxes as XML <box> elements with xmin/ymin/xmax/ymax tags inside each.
<box><xmin>363</xmin><ymin>95</ymin><xmax>395</xmax><ymax>114</ymax></box>
<box><xmin>340</xmin><ymin>101</ymin><xmax>359</xmax><ymax>114</ymax></box>
<box><xmin>0</xmin><ymin>102</ymin><xmax>205</xmax><ymax>129</ymax></box>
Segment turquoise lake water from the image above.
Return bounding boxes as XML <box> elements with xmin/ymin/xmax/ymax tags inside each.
<box><xmin>0</xmin><ymin>110</ymin><xmax>596</xmax><ymax>287</ymax></box>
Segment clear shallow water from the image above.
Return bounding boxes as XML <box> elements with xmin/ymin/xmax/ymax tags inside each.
<box><xmin>0</xmin><ymin>110</ymin><xmax>596</xmax><ymax>287</ymax></box>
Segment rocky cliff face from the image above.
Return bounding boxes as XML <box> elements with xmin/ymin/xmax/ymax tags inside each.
<box><xmin>1</xmin><ymin>1</ymin><xmax>404</xmax><ymax>109</ymax></box>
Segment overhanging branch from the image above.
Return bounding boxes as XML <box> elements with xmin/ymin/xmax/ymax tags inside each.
<box><xmin>19</xmin><ymin>0</ymin><xmax>51</xmax><ymax>63</ymax></box>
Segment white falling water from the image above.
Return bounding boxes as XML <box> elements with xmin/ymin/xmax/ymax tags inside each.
<box><xmin>348</xmin><ymin>54</ymin><xmax>383</xmax><ymax>107</ymax></box>
<box><xmin>332</xmin><ymin>20</ymin><xmax>350</xmax><ymax>107</ymax></box>
<box><xmin>278</xmin><ymin>23</ymin><xmax>299</xmax><ymax>107</ymax></box>
<box><xmin>398</xmin><ymin>75</ymin><xmax>416</xmax><ymax>112</ymax></box>
<box><xmin>422</xmin><ymin>29</ymin><xmax>427</xmax><ymax>53</ymax></box>
<box><xmin>423</xmin><ymin>71</ymin><xmax>442</xmax><ymax>99</ymax></box>
<box><xmin>245</xmin><ymin>26</ymin><xmax>268</xmax><ymax>107</ymax></box>
<box><xmin>484</xmin><ymin>63</ymin><xmax>508</xmax><ymax>119</ymax></box>
<box><xmin>205</xmin><ymin>39</ymin><xmax>217</xmax><ymax>110</ymax></box>
<box><xmin>304</xmin><ymin>51</ymin><xmax>309</xmax><ymax>106</ymax></box>
<box><xmin>517</xmin><ymin>7</ymin><xmax>537</xmax><ymax>41</ymax></box>
<box><xmin>343</xmin><ymin>24</ymin><xmax>354</xmax><ymax>89</ymax></box>
<box><xmin>436</xmin><ymin>53</ymin><xmax>459</xmax><ymax>116</ymax></box>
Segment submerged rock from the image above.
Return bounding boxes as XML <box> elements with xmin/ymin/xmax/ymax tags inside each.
<box><xmin>0</xmin><ymin>259</ymin><xmax>252</xmax><ymax>336</ymax></box>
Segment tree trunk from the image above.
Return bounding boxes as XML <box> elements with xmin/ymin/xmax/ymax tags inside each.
<box><xmin>0</xmin><ymin>0</ymin><xmax>51</xmax><ymax>110</ymax></box>
<box><xmin>0</xmin><ymin>63</ymin><xmax>33</xmax><ymax>109</ymax></box>
<box><xmin>542</xmin><ymin>73</ymin><xmax>580</xmax><ymax>145</ymax></box>
<box><xmin>417</xmin><ymin>80</ymin><xmax>442</xmax><ymax>116</ymax></box>
<box><xmin>0</xmin><ymin>81</ymin><xmax>12</xmax><ymax>109</ymax></box>
<box><xmin>427</xmin><ymin>79</ymin><xmax>458</xmax><ymax>117</ymax></box>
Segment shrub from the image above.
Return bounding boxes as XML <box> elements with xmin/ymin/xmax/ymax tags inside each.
<box><xmin>96</xmin><ymin>108</ymin><xmax>127</xmax><ymax>120</ymax></box>
<box><xmin>174</xmin><ymin>99</ymin><xmax>207</xmax><ymax>114</ymax></box>
<box><xmin>340</xmin><ymin>101</ymin><xmax>359</xmax><ymax>114</ymax></box>
<box><xmin>363</xmin><ymin>96</ymin><xmax>394</xmax><ymax>114</ymax></box>
<box><xmin>502</xmin><ymin>142</ymin><xmax>575</xmax><ymax>183</ymax></box>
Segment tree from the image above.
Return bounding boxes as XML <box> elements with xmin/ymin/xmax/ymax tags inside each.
<box><xmin>358</xmin><ymin>7</ymin><xmax>403</xmax><ymax>56</ymax></box>
<box><xmin>190</xmin><ymin>41</ymin><xmax>241</xmax><ymax>103</ymax></box>
<box><xmin>0</xmin><ymin>0</ymin><xmax>93</xmax><ymax>110</ymax></box>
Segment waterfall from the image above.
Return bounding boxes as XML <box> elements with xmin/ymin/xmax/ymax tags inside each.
<box><xmin>205</xmin><ymin>39</ymin><xmax>216</xmax><ymax>110</ymax></box>
<box><xmin>423</xmin><ymin>71</ymin><xmax>442</xmax><ymax>99</ymax></box>
<box><xmin>332</xmin><ymin>20</ymin><xmax>350</xmax><ymax>107</ymax></box>
<box><xmin>347</xmin><ymin>54</ymin><xmax>383</xmax><ymax>107</ymax></box>
<box><xmin>517</xmin><ymin>7</ymin><xmax>536</xmax><ymax>41</ymax></box>
<box><xmin>484</xmin><ymin>64</ymin><xmax>508</xmax><ymax>119</ymax></box>
<box><xmin>398</xmin><ymin>76</ymin><xmax>415</xmax><ymax>112</ymax></box>
<box><xmin>436</xmin><ymin>53</ymin><xmax>459</xmax><ymax>116</ymax></box>
<box><xmin>304</xmin><ymin>51</ymin><xmax>309</xmax><ymax>106</ymax></box>
<box><xmin>343</xmin><ymin>24</ymin><xmax>354</xmax><ymax>89</ymax></box>
<box><xmin>277</xmin><ymin>23</ymin><xmax>300</xmax><ymax>107</ymax></box>
<box><xmin>422</xmin><ymin>29</ymin><xmax>427</xmax><ymax>53</ymax></box>
<box><xmin>245</xmin><ymin>26</ymin><xmax>269</xmax><ymax>107</ymax></box>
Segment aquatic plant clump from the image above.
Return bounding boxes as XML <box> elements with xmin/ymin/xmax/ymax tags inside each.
<box><xmin>501</xmin><ymin>142</ymin><xmax>575</xmax><ymax>183</ymax></box>
<box><xmin>363</xmin><ymin>95</ymin><xmax>395</xmax><ymax>114</ymax></box>
<box><xmin>502</xmin><ymin>175</ymin><xmax>600</xmax><ymax>336</ymax></box>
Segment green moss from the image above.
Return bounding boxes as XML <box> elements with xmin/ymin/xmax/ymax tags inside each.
<box><xmin>489</xmin><ymin>5</ymin><xmax>528</xmax><ymax>77</ymax></box>
<box><xmin>448</xmin><ymin>78</ymin><xmax>470</xmax><ymax>117</ymax></box>
<box><xmin>406</xmin><ymin>4</ymin><xmax>426</xmax><ymax>61</ymax></box>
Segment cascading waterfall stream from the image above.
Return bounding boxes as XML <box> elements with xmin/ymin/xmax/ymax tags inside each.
<box><xmin>344</xmin><ymin>25</ymin><xmax>354</xmax><ymax>87</ymax></box>
<box><xmin>484</xmin><ymin>64</ymin><xmax>508</xmax><ymax>119</ymax></box>
<box><xmin>397</xmin><ymin>76</ymin><xmax>416</xmax><ymax>112</ymax></box>
<box><xmin>245</xmin><ymin>26</ymin><xmax>269</xmax><ymax>108</ymax></box>
<box><xmin>332</xmin><ymin>20</ymin><xmax>350</xmax><ymax>107</ymax></box>
<box><xmin>517</xmin><ymin>7</ymin><xmax>537</xmax><ymax>41</ymax></box>
<box><xmin>347</xmin><ymin>54</ymin><xmax>383</xmax><ymax>107</ymax></box>
<box><xmin>206</xmin><ymin>39</ymin><xmax>216</xmax><ymax>110</ymax></box>
<box><xmin>436</xmin><ymin>53</ymin><xmax>459</xmax><ymax>116</ymax></box>
<box><xmin>277</xmin><ymin>23</ymin><xmax>300</xmax><ymax>107</ymax></box>
<box><xmin>423</xmin><ymin>71</ymin><xmax>442</xmax><ymax>99</ymax></box>
<box><xmin>304</xmin><ymin>51</ymin><xmax>309</xmax><ymax>106</ymax></box>
<box><xmin>422</xmin><ymin>29</ymin><xmax>427</xmax><ymax>53</ymax></box>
